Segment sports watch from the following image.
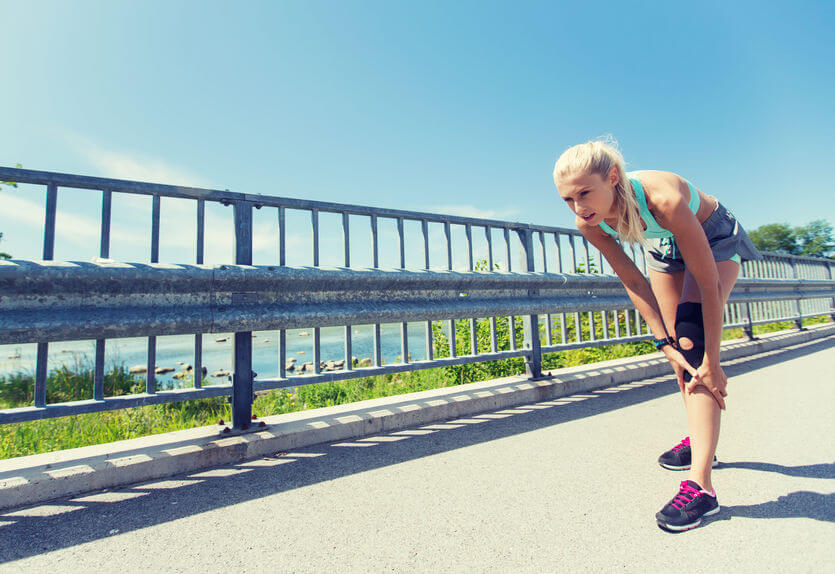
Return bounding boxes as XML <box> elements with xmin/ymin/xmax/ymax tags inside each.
<box><xmin>653</xmin><ymin>336</ymin><xmax>676</xmax><ymax>351</ymax></box>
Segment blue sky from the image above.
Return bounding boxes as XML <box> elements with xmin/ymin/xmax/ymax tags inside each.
<box><xmin>1</xmin><ymin>0</ymin><xmax>833</xmax><ymax>265</ymax></box>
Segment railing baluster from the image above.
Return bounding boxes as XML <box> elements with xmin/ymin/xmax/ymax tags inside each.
<box><xmin>398</xmin><ymin>217</ymin><xmax>406</xmax><ymax>269</ymax></box>
<box><xmin>465</xmin><ymin>224</ymin><xmax>473</xmax><ymax>270</ymax></box>
<box><xmin>602</xmin><ymin>310</ymin><xmax>610</xmax><ymax>340</ymax></box>
<box><xmin>278</xmin><ymin>206</ymin><xmax>286</xmax><ymax>266</ymax></box>
<box><xmin>151</xmin><ymin>195</ymin><xmax>160</xmax><ymax>263</ymax></box>
<box><xmin>490</xmin><ymin>317</ymin><xmax>498</xmax><ymax>353</ymax></box>
<box><xmin>147</xmin><ymin>336</ymin><xmax>156</xmax><ymax>394</ymax></box>
<box><xmin>449</xmin><ymin>319</ymin><xmax>457</xmax><ymax>357</ymax></box>
<box><xmin>539</xmin><ymin>231</ymin><xmax>547</xmax><ymax>272</ymax></box>
<box><xmin>373</xmin><ymin>323</ymin><xmax>382</xmax><ymax>366</ymax></box>
<box><xmin>425</xmin><ymin>320</ymin><xmax>434</xmax><ymax>361</ymax></box>
<box><xmin>444</xmin><ymin>221</ymin><xmax>452</xmax><ymax>270</ymax></box>
<box><xmin>279</xmin><ymin>329</ymin><xmax>287</xmax><ymax>378</ymax></box>
<box><xmin>504</xmin><ymin>228</ymin><xmax>512</xmax><ymax>271</ymax></box>
<box><xmin>546</xmin><ymin>313</ymin><xmax>553</xmax><ymax>346</ymax></box>
<box><xmin>43</xmin><ymin>183</ymin><xmax>57</xmax><ymax>260</ymax></box>
<box><xmin>582</xmin><ymin>236</ymin><xmax>591</xmax><ymax>274</ymax></box>
<box><xmin>422</xmin><ymin>220</ymin><xmax>430</xmax><ymax>269</ymax></box>
<box><xmin>194</xmin><ymin>334</ymin><xmax>203</xmax><ymax>388</ymax></box>
<box><xmin>94</xmin><ymin>339</ymin><xmax>105</xmax><ymax>400</ymax></box>
<box><xmin>568</xmin><ymin>235</ymin><xmax>577</xmax><ymax>273</ymax></box>
<box><xmin>371</xmin><ymin>215</ymin><xmax>379</xmax><ymax>269</ymax></box>
<box><xmin>100</xmin><ymin>190</ymin><xmax>112</xmax><ymax>258</ymax></box>
<box><xmin>402</xmin><ymin>322</ymin><xmax>410</xmax><ymax>364</ymax></box>
<box><xmin>470</xmin><ymin>318</ymin><xmax>477</xmax><ymax>355</ymax></box>
<box><xmin>311</xmin><ymin>209</ymin><xmax>319</xmax><ymax>267</ymax></box>
<box><xmin>313</xmin><ymin>327</ymin><xmax>321</xmax><ymax>373</ymax></box>
<box><xmin>35</xmin><ymin>342</ymin><xmax>48</xmax><ymax>408</ymax></box>
<box><xmin>196</xmin><ymin>199</ymin><xmax>205</xmax><ymax>265</ymax></box>
<box><xmin>509</xmin><ymin>316</ymin><xmax>516</xmax><ymax>350</ymax></box>
<box><xmin>344</xmin><ymin>326</ymin><xmax>352</xmax><ymax>371</ymax></box>
<box><xmin>486</xmin><ymin>227</ymin><xmax>493</xmax><ymax>271</ymax></box>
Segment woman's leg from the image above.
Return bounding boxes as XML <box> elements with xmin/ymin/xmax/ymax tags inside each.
<box><xmin>679</xmin><ymin>259</ymin><xmax>740</xmax><ymax>491</ymax></box>
<box><xmin>648</xmin><ymin>269</ymin><xmax>686</xmax><ymax>396</ymax></box>
<box><xmin>648</xmin><ymin>268</ymin><xmax>685</xmax><ymax>340</ymax></box>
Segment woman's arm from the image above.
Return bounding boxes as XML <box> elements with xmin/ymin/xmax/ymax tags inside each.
<box><xmin>648</xmin><ymin>178</ymin><xmax>723</xmax><ymax>365</ymax></box>
<box><xmin>576</xmin><ymin>217</ymin><xmax>703</xmax><ymax>382</ymax></box>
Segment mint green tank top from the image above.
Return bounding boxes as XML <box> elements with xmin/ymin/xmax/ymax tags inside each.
<box><xmin>598</xmin><ymin>173</ymin><xmax>700</xmax><ymax>239</ymax></box>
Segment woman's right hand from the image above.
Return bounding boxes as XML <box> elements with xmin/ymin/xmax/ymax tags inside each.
<box><xmin>661</xmin><ymin>345</ymin><xmax>701</xmax><ymax>392</ymax></box>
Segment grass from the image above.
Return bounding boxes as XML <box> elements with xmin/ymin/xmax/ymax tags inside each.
<box><xmin>1</xmin><ymin>315</ymin><xmax>830</xmax><ymax>459</ymax></box>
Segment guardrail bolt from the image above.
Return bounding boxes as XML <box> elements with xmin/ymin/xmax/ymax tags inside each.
<box><xmin>218</xmin><ymin>419</ymin><xmax>225</xmax><ymax>425</ymax></box>
<box><xmin>222</xmin><ymin>426</ymin><xmax>231</xmax><ymax>433</ymax></box>
<box><xmin>258</xmin><ymin>421</ymin><xmax>266</xmax><ymax>427</ymax></box>
<box><xmin>251</xmin><ymin>414</ymin><xmax>258</xmax><ymax>420</ymax></box>
<box><xmin>241</xmin><ymin>423</ymin><xmax>249</xmax><ymax>431</ymax></box>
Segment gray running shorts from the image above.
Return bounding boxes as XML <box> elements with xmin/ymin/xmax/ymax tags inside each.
<box><xmin>644</xmin><ymin>202</ymin><xmax>761</xmax><ymax>274</ymax></box>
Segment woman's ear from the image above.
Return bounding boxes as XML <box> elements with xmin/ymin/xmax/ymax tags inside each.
<box><xmin>608</xmin><ymin>166</ymin><xmax>620</xmax><ymax>187</ymax></box>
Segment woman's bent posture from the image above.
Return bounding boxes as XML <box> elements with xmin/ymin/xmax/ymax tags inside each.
<box><xmin>553</xmin><ymin>139</ymin><xmax>760</xmax><ymax>531</ymax></box>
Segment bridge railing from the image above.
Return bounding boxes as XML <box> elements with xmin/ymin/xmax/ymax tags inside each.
<box><xmin>1</xmin><ymin>166</ymin><xmax>833</xmax><ymax>429</ymax></box>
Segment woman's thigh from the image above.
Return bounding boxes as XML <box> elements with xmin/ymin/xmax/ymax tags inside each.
<box><xmin>681</xmin><ymin>259</ymin><xmax>741</xmax><ymax>306</ymax></box>
<box><xmin>648</xmin><ymin>269</ymin><xmax>685</xmax><ymax>335</ymax></box>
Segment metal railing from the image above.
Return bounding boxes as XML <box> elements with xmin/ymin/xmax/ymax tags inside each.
<box><xmin>1</xmin><ymin>166</ymin><xmax>833</xmax><ymax>429</ymax></box>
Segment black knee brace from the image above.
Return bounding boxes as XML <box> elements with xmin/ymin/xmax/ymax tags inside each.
<box><xmin>675</xmin><ymin>302</ymin><xmax>705</xmax><ymax>382</ymax></box>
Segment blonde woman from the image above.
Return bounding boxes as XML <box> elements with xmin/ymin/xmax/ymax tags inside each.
<box><xmin>553</xmin><ymin>138</ymin><xmax>760</xmax><ymax>531</ymax></box>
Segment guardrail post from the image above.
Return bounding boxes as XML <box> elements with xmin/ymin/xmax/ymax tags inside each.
<box><xmin>232</xmin><ymin>200</ymin><xmax>254</xmax><ymax>430</ymax></box>
<box><xmin>789</xmin><ymin>258</ymin><xmax>805</xmax><ymax>331</ymax></box>
<box><xmin>517</xmin><ymin>228</ymin><xmax>542</xmax><ymax>379</ymax></box>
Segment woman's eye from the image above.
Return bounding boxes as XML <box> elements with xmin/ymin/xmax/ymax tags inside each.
<box><xmin>580</xmin><ymin>191</ymin><xmax>589</xmax><ymax>197</ymax></box>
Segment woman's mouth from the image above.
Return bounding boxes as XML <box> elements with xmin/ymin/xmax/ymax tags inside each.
<box><xmin>580</xmin><ymin>212</ymin><xmax>595</xmax><ymax>221</ymax></box>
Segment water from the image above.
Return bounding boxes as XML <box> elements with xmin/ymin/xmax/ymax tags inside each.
<box><xmin>0</xmin><ymin>323</ymin><xmax>435</xmax><ymax>389</ymax></box>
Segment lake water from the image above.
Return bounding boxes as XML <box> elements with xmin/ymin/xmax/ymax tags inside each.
<box><xmin>0</xmin><ymin>323</ymin><xmax>437</xmax><ymax>389</ymax></box>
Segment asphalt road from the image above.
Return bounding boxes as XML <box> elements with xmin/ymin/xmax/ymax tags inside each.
<box><xmin>2</xmin><ymin>335</ymin><xmax>833</xmax><ymax>573</ymax></box>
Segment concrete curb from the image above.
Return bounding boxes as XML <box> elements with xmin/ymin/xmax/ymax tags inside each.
<box><xmin>2</xmin><ymin>324</ymin><xmax>833</xmax><ymax>511</ymax></box>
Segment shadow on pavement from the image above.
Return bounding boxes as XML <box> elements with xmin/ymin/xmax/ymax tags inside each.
<box><xmin>0</xmin><ymin>334</ymin><xmax>832</xmax><ymax>563</ymax></box>
<box><xmin>718</xmin><ymin>461</ymin><xmax>835</xmax><ymax>479</ymax></box>
<box><xmin>714</xmin><ymin>491</ymin><xmax>835</xmax><ymax>523</ymax></box>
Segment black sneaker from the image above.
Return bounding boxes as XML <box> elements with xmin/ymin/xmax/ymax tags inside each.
<box><xmin>658</xmin><ymin>436</ymin><xmax>719</xmax><ymax>470</ymax></box>
<box><xmin>656</xmin><ymin>480</ymin><xmax>720</xmax><ymax>531</ymax></box>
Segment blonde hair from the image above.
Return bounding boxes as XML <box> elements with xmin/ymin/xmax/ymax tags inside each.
<box><xmin>553</xmin><ymin>137</ymin><xmax>644</xmax><ymax>245</ymax></box>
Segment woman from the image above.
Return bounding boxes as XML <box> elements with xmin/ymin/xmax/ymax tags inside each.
<box><xmin>552</xmin><ymin>138</ymin><xmax>760</xmax><ymax>531</ymax></box>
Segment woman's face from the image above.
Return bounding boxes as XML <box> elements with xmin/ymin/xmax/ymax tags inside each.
<box><xmin>555</xmin><ymin>168</ymin><xmax>618</xmax><ymax>226</ymax></box>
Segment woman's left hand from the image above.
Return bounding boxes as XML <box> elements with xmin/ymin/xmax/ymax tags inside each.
<box><xmin>685</xmin><ymin>362</ymin><xmax>728</xmax><ymax>410</ymax></box>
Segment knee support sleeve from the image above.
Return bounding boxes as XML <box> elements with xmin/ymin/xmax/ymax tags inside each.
<box><xmin>675</xmin><ymin>302</ymin><xmax>705</xmax><ymax>382</ymax></box>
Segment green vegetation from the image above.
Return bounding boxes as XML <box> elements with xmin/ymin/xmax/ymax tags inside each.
<box><xmin>748</xmin><ymin>220</ymin><xmax>834</xmax><ymax>259</ymax></box>
<box><xmin>2</xmin><ymin>314</ymin><xmax>830</xmax><ymax>459</ymax></box>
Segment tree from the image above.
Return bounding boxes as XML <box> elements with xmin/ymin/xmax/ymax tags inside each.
<box><xmin>795</xmin><ymin>220</ymin><xmax>834</xmax><ymax>258</ymax></box>
<box><xmin>748</xmin><ymin>223</ymin><xmax>799</xmax><ymax>255</ymax></box>
<box><xmin>748</xmin><ymin>220</ymin><xmax>833</xmax><ymax>259</ymax></box>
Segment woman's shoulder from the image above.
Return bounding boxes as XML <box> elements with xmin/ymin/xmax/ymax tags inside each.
<box><xmin>627</xmin><ymin>170</ymin><xmax>687</xmax><ymax>204</ymax></box>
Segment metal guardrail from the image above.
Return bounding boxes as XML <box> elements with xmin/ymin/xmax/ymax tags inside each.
<box><xmin>1</xmin><ymin>166</ymin><xmax>834</xmax><ymax>428</ymax></box>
